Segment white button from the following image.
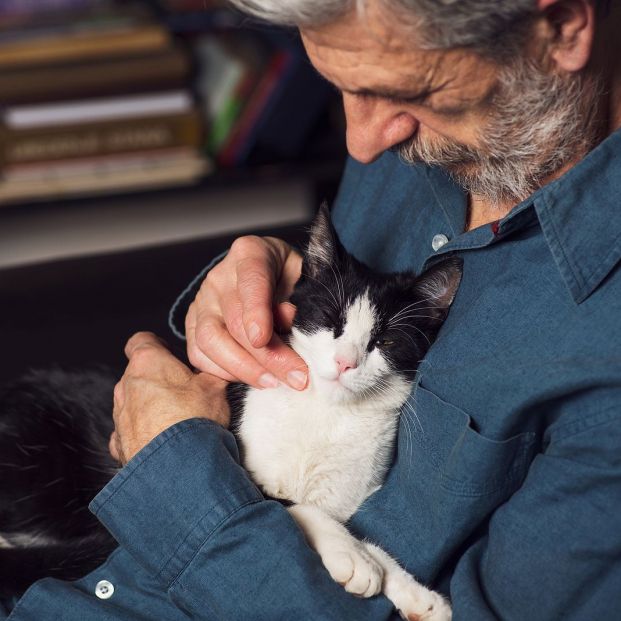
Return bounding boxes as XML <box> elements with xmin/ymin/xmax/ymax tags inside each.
<box><xmin>95</xmin><ymin>579</ymin><xmax>114</xmax><ymax>600</ymax></box>
<box><xmin>432</xmin><ymin>234</ymin><xmax>449</xmax><ymax>251</ymax></box>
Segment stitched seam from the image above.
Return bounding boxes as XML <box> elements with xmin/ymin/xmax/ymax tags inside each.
<box><xmin>580</xmin><ymin>232</ymin><xmax>621</xmax><ymax>293</ymax></box>
<box><xmin>539</xmin><ymin>194</ymin><xmax>586</xmax><ymax>296</ymax></box>
<box><xmin>549</xmin><ymin>406</ymin><xmax>621</xmax><ymax>443</ymax></box>
<box><xmin>167</xmin><ymin>497</ymin><xmax>264</xmax><ymax>587</ymax></box>
<box><xmin>93</xmin><ymin>420</ymin><xmax>213</xmax><ymax>511</ymax></box>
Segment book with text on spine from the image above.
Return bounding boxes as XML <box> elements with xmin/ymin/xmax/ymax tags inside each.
<box><xmin>0</xmin><ymin>149</ymin><xmax>210</xmax><ymax>205</ymax></box>
<box><xmin>0</xmin><ymin>45</ymin><xmax>191</xmax><ymax>105</ymax></box>
<box><xmin>1</xmin><ymin>111</ymin><xmax>203</xmax><ymax>167</ymax></box>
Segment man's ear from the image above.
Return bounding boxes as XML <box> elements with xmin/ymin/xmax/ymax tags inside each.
<box><xmin>538</xmin><ymin>0</ymin><xmax>596</xmax><ymax>72</ymax></box>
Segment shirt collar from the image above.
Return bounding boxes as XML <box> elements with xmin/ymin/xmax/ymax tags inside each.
<box><xmin>532</xmin><ymin>128</ymin><xmax>621</xmax><ymax>304</ymax></box>
<box><xmin>424</xmin><ymin>128</ymin><xmax>621</xmax><ymax>304</ymax></box>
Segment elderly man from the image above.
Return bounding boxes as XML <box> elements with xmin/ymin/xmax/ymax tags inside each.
<box><xmin>4</xmin><ymin>0</ymin><xmax>620</xmax><ymax>619</ymax></box>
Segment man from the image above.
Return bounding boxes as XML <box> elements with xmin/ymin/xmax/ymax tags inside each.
<box><xmin>4</xmin><ymin>0</ymin><xmax>620</xmax><ymax>619</ymax></box>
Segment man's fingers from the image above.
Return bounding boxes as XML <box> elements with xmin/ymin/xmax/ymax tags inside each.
<box><xmin>124</xmin><ymin>331</ymin><xmax>193</xmax><ymax>384</ymax></box>
<box><xmin>274</xmin><ymin>302</ymin><xmax>297</xmax><ymax>333</ymax></box>
<box><xmin>236</xmin><ymin>255</ymin><xmax>276</xmax><ymax>348</ymax></box>
<box><xmin>194</xmin><ymin>317</ymin><xmax>279</xmax><ymax>388</ymax></box>
<box><xmin>109</xmin><ymin>431</ymin><xmax>123</xmax><ymax>464</ymax></box>
<box><xmin>186</xmin><ymin>326</ymin><xmax>237</xmax><ymax>381</ymax></box>
<box><xmin>124</xmin><ymin>331</ymin><xmax>170</xmax><ymax>359</ymax></box>
<box><xmin>193</xmin><ymin>313</ymin><xmax>306</xmax><ymax>389</ymax></box>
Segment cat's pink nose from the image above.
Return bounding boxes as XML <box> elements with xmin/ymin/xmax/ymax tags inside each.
<box><xmin>335</xmin><ymin>356</ymin><xmax>358</xmax><ymax>375</ymax></box>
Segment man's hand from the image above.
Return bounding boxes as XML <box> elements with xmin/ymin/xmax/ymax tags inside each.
<box><xmin>185</xmin><ymin>235</ymin><xmax>308</xmax><ymax>391</ymax></box>
<box><xmin>110</xmin><ymin>331</ymin><xmax>229</xmax><ymax>466</ymax></box>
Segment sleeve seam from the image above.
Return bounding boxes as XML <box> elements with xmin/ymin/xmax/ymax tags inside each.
<box><xmin>548</xmin><ymin>406</ymin><xmax>620</xmax><ymax>443</ymax></box>
<box><xmin>92</xmin><ymin>419</ymin><xmax>216</xmax><ymax>514</ymax></box>
<box><xmin>166</xmin><ymin>496</ymin><xmax>265</xmax><ymax>587</ymax></box>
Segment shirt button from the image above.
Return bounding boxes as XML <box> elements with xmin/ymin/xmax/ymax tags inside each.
<box><xmin>95</xmin><ymin>579</ymin><xmax>114</xmax><ymax>600</ymax></box>
<box><xmin>432</xmin><ymin>234</ymin><xmax>449</xmax><ymax>251</ymax></box>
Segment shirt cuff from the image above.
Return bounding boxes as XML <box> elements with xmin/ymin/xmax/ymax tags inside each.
<box><xmin>90</xmin><ymin>418</ymin><xmax>263</xmax><ymax>586</ymax></box>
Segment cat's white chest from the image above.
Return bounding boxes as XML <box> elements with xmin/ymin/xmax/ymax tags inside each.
<box><xmin>237</xmin><ymin>384</ymin><xmax>400</xmax><ymax>522</ymax></box>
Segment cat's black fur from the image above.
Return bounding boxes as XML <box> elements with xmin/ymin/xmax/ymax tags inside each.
<box><xmin>0</xmin><ymin>369</ymin><xmax>118</xmax><ymax>596</ymax></box>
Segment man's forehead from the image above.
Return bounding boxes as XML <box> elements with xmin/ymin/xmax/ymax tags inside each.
<box><xmin>300</xmin><ymin>25</ymin><xmax>491</xmax><ymax>102</ymax></box>
<box><xmin>300</xmin><ymin>14</ymin><xmax>440</xmax><ymax>93</ymax></box>
<box><xmin>300</xmin><ymin>3</ymin><xmax>425</xmax><ymax>55</ymax></box>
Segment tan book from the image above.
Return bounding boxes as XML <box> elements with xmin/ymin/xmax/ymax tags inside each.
<box><xmin>0</xmin><ymin>110</ymin><xmax>203</xmax><ymax>166</ymax></box>
<box><xmin>0</xmin><ymin>46</ymin><xmax>190</xmax><ymax>104</ymax></box>
<box><xmin>0</xmin><ymin>25</ymin><xmax>169</xmax><ymax>69</ymax></box>
<box><xmin>0</xmin><ymin>151</ymin><xmax>210</xmax><ymax>205</ymax></box>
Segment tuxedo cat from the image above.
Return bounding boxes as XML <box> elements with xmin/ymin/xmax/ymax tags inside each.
<box><xmin>0</xmin><ymin>206</ymin><xmax>461</xmax><ymax>619</ymax></box>
<box><xmin>228</xmin><ymin>205</ymin><xmax>461</xmax><ymax>620</ymax></box>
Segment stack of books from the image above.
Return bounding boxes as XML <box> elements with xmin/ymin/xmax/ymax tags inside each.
<box><xmin>0</xmin><ymin>0</ymin><xmax>208</xmax><ymax>204</ymax></box>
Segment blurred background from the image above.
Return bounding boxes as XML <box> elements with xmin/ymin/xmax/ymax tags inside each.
<box><xmin>0</xmin><ymin>0</ymin><xmax>347</xmax><ymax>382</ymax></box>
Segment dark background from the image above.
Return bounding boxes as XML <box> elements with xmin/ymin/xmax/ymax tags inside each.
<box><xmin>0</xmin><ymin>220</ymin><xmax>312</xmax><ymax>384</ymax></box>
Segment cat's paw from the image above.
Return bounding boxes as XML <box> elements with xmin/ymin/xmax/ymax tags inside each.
<box><xmin>396</xmin><ymin>587</ymin><xmax>451</xmax><ymax>621</ymax></box>
<box><xmin>321</xmin><ymin>538</ymin><xmax>384</xmax><ymax>598</ymax></box>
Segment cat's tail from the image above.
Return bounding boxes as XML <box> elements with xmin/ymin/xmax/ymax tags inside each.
<box><xmin>0</xmin><ymin>529</ymin><xmax>117</xmax><ymax>598</ymax></box>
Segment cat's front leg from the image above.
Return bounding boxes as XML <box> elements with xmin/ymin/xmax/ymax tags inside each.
<box><xmin>287</xmin><ymin>503</ymin><xmax>383</xmax><ymax>598</ymax></box>
<box><xmin>364</xmin><ymin>543</ymin><xmax>452</xmax><ymax>621</ymax></box>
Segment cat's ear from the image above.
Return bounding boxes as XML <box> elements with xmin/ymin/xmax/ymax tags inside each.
<box><xmin>304</xmin><ymin>202</ymin><xmax>339</xmax><ymax>279</ymax></box>
<box><xmin>414</xmin><ymin>257</ymin><xmax>463</xmax><ymax>314</ymax></box>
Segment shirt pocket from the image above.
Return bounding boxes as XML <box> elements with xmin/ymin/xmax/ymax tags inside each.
<box><xmin>410</xmin><ymin>385</ymin><xmax>538</xmax><ymax>499</ymax></box>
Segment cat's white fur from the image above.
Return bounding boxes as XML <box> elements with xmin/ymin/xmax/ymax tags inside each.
<box><xmin>238</xmin><ymin>290</ymin><xmax>451</xmax><ymax>621</ymax></box>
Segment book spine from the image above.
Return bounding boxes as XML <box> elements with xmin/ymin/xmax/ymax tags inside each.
<box><xmin>0</xmin><ymin>26</ymin><xmax>169</xmax><ymax>69</ymax></box>
<box><xmin>0</xmin><ymin>47</ymin><xmax>190</xmax><ymax>105</ymax></box>
<box><xmin>1</xmin><ymin>111</ymin><xmax>203</xmax><ymax>167</ymax></box>
<box><xmin>217</xmin><ymin>51</ymin><xmax>291</xmax><ymax>167</ymax></box>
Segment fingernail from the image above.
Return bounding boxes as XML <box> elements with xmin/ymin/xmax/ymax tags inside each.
<box><xmin>258</xmin><ymin>373</ymin><xmax>280</xmax><ymax>389</ymax></box>
<box><xmin>287</xmin><ymin>370</ymin><xmax>308</xmax><ymax>390</ymax></box>
<box><xmin>248</xmin><ymin>322</ymin><xmax>261</xmax><ymax>345</ymax></box>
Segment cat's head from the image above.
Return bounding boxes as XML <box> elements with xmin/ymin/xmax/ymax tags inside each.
<box><xmin>289</xmin><ymin>204</ymin><xmax>462</xmax><ymax>405</ymax></box>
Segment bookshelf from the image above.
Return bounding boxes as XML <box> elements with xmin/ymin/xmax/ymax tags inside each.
<box><xmin>0</xmin><ymin>0</ymin><xmax>347</xmax><ymax>263</ymax></box>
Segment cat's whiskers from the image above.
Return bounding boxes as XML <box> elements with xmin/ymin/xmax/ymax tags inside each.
<box><xmin>301</xmin><ymin>273</ymin><xmax>340</xmax><ymax>314</ymax></box>
<box><xmin>387</xmin><ymin>325</ymin><xmax>429</xmax><ymax>348</ymax></box>
<box><xmin>387</xmin><ymin>313</ymin><xmax>442</xmax><ymax>323</ymax></box>
<box><xmin>389</xmin><ymin>324</ymin><xmax>432</xmax><ymax>347</ymax></box>
<box><xmin>363</xmin><ymin>377</ymin><xmax>423</xmax><ymax>463</ymax></box>
<box><xmin>327</xmin><ymin>260</ymin><xmax>345</xmax><ymax>308</ymax></box>
<box><xmin>387</xmin><ymin>297</ymin><xmax>439</xmax><ymax>323</ymax></box>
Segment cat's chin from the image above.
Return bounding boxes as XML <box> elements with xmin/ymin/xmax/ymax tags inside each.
<box><xmin>310</xmin><ymin>375</ymin><xmax>360</xmax><ymax>404</ymax></box>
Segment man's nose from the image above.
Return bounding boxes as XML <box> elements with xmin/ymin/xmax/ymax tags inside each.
<box><xmin>342</xmin><ymin>93</ymin><xmax>419</xmax><ymax>164</ymax></box>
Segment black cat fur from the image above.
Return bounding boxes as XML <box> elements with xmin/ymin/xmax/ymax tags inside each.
<box><xmin>0</xmin><ymin>369</ymin><xmax>118</xmax><ymax>596</ymax></box>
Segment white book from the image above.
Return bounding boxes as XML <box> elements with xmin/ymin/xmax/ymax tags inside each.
<box><xmin>4</xmin><ymin>91</ymin><xmax>193</xmax><ymax>129</ymax></box>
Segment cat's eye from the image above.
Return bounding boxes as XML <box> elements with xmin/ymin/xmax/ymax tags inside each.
<box><xmin>375</xmin><ymin>339</ymin><xmax>395</xmax><ymax>348</ymax></box>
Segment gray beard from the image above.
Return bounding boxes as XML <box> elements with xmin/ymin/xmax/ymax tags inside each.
<box><xmin>397</xmin><ymin>59</ymin><xmax>602</xmax><ymax>206</ymax></box>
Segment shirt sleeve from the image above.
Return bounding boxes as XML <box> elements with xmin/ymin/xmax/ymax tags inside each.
<box><xmin>89</xmin><ymin>419</ymin><xmax>397</xmax><ymax>620</ymax></box>
<box><xmin>449</xmin><ymin>409</ymin><xmax>621</xmax><ymax>620</ymax></box>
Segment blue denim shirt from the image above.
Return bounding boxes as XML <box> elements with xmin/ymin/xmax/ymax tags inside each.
<box><xmin>5</xmin><ymin>130</ymin><xmax>621</xmax><ymax>620</ymax></box>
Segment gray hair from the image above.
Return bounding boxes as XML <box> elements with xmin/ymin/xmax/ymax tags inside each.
<box><xmin>228</xmin><ymin>0</ymin><xmax>610</xmax><ymax>56</ymax></box>
<box><xmin>228</xmin><ymin>0</ymin><xmax>537</xmax><ymax>53</ymax></box>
